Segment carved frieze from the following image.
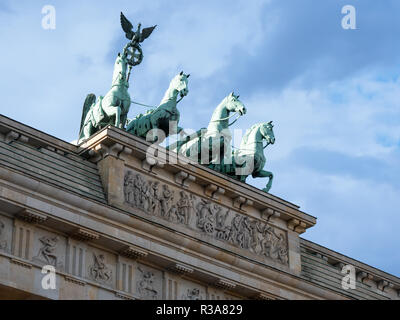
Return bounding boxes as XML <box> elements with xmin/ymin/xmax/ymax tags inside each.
<box><xmin>124</xmin><ymin>171</ymin><xmax>195</xmax><ymax>226</ymax></box>
<box><xmin>137</xmin><ymin>266</ymin><xmax>159</xmax><ymax>300</ymax></box>
<box><xmin>88</xmin><ymin>253</ymin><xmax>112</xmax><ymax>284</ymax></box>
<box><xmin>124</xmin><ymin>171</ymin><xmax>289</xmax><ymax>265</ymax></box>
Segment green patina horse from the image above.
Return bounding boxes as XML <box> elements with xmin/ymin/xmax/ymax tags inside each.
<box><xmin>168</xmin><ymin>92</ymin><xmax>246</xmax><ymax>164</ymax></box>
<box><xmin>126</xmin><ymin>72</ymin><xmax>189</xmax><ymax>142</ymax></box>
<box><xmin>222</xmin><ymin>121</ymin><xmax>276</xmax><ymax>193</ymax></box>
<box><xmin>78</xmin><ymin>43</ymin><xmax>133</xmax><ymax>144</ymax></box>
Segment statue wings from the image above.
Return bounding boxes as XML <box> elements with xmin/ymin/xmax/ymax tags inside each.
<box><xmin>80</xmin><ymin>93</ymin><xmax>96</xmax><ymax>133</ymax></box>
<box><xmin>120</xmin><ymin>12</ymin><xmax>156</xmax><ymax>42</ymax></box>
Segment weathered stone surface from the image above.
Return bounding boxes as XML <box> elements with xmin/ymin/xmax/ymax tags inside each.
<box><xmin>0</xmin><ymin>115</ymin><xmax>398</xmax><ymax>300</ymax></box>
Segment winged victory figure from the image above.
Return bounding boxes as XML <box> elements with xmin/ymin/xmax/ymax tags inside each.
<box><xmin>77</xmin><ymin>13</ymin><xmax>156</xmax><ymax>144</ymax></box>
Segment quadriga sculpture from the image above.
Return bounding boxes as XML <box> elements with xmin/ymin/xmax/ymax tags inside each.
<box><xmin>229</xmin><ymin>121</ymin><xmax>276</xmax><ymax>192</ymax></box>
<box><xmin>126</xmin><ymin>71</ymin><xmax>189</xmax><ymax>142</ymax></box>
<box><xmin>168</xmin><ymin>92</ymin><xmax>246</xmax><ymax>165</ymax></box>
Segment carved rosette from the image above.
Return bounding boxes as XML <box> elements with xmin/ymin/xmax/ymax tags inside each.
<box><xmin>123</xmin><ymin>171</ymin><xmax>289</xmax><ymax>265</ymax></box>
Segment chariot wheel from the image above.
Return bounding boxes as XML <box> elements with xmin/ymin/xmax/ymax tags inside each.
<box><xmin>126</xmin><ymin>43</ymin><xmax>143</xmax><ymax>66</ymax></box>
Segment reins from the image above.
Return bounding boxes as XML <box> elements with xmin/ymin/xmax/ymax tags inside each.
<box><xmin>210</xmin><ymin>112</ymin><xmax>242</xmax><ymax>127</ymax></box>
<box><xmin>130</xmin><ymin>95</ymin><xmax>184</xmax><ymax>109</ymax></box>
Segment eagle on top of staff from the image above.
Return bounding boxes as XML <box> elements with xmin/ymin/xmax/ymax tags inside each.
<box><xmin>78</xmin><ymin>12</ymin><xmax>157</xmax><ymax>144</ymax></box>
<box><xmin>120</xmin><ymin>12</ymin><xmax>157</xmax><ymax>46</ymax></box>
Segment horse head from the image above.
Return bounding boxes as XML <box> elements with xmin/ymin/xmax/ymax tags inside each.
<box><xmin>260</xmin><ymin>121</ymin><xmax>275</xmax><ymax>145</ymax></box>
<box><xmin>171</xmin><ymin>71</ymin><xmax>190</xmax><ymax>98</ymax></box>
<box><xmin>225</xmin><ymin>91</ymin><xmax>247</xmax><ymax>116</ymax></box>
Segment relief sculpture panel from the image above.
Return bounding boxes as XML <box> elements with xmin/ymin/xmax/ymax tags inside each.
<box><xmin>86</xmin><ymin>249</ymin><xmax>116</xmax><ymax>286</ymax></box>
<box><xmin>124</xmin><ymin>171</ymin><xmax>288</xmax><ymax>265</ymax></box>
<box><xmin>136</xmin><ymin>264</ymin><xmax>162</xmax><ymax>300</ymax></box>
<box><xmin>33</xmin><ymin>229</ymin><xmax>66</xmax><ymax>269</ymax></box>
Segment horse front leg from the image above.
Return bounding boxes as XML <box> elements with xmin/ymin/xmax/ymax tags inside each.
<box><xmin>253</xmin><ymin>170</ymin><xmax>274</xmax><ymax>193</ymax></box>
<box><xmin>120</xmin><ymin>113</ymin><xmax>127</xmax><ymax>129</ymax></box>
<box><xmin>114</xmin><ymin>106</ymin><xmax>121</xmax><ymax>127</ymax></box>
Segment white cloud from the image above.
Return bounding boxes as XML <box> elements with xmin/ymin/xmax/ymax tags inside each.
<box><xmin>240</xmin><ymin>74</ymin><xmax>400</xmax><ymax>161</ymax></box>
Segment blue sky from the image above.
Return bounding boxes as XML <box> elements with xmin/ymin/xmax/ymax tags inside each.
<box><xmin>0</xmin><ymin>0</ymin><xmax>399</xmax><ymax>276</ymax></box>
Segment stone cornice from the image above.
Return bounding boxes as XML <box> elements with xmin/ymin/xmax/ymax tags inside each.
<box><xmin>0</xmin><ymin>114</ymin><xmax>78</xmax><ymax>154</ymax></box>
<box><xmin>0</xmin><ymin>116</ymin><xmax>316</xmax><ymax>231</ymax></box>
<box><xmin>300</xmin><ymin>238</ymin><xmax>400</xmax><ymax>289</ymax></box>
<box><xmin>0</xmin><ymin>166</ymin><xmax>346</xmax><ymax>300</ymax></box>
<box><xmin>78</xmin><ymin>125</ymin><xmax>316</xmax><ymax>232</ymax></box>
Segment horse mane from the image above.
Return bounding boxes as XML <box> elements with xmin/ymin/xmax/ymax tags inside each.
<box><xmin>242</xmin><ymin>123</ymin><xmax>263</xmax><ymax>145</ymax></box>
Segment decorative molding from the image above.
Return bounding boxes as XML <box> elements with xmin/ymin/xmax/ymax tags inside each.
<box><xmin>64</xmin><ymin>275</ymin><xmax>86</xmax><ymax>286</ymax></box>
<box><xmin>168</xmin><ymin>263</ymin><xmax>194</xmax><ymax>275</ymax></box>
<box><xmin>334</xmin><ymin>262</ymin><xmax>345</xmax><ymax>270</ymax></box>
<box><xmin>214</xmin><ymin>279</ymin><xmax>236</xmax><ymax>290</ymax></box>
<box><xmin>71</xmin><ymin>228</ymin><xmax>100</xmax><ymax>241</ymax></box>
<box><xmin>287</xmin><ymin>219</ymin><xmax>306</xmax><ymax>234</ymax></box>
<box><xmin>88</xmin><ymin>143</ymin><xmax>108</xmax><ymax>162</ymax></box>
<box><xmin>174</xmin><ymin>171</ymin><xmax>196</xmax><ymax>188</ymax></box>
<box><xmin>88</xmin><ymin>143</ymin><xmax>130</xmax><ymax>162</ymax></box>
<box><xmin>204</xmin><ymin>184</ymin><xmax>217</xmax><ymax>198</ymax></box>
<box><xmin>17</xmin><ymin>209</ymin><xmax>47</xmax><ymax>224</ymax></box>
<box><xmin>5</xmin><ymin>130</ymin><xmax>29</xmax><ymax>144</ymax></box>
<box><xmin>119</xmin><ymin>245</ymin><xmax>148</xmax><ymax>260</ymax></box>
<box><xmin>356</xmin><ymin>271</ymin><xmax>368</xmax><ymax>283</ymax></box>
<box><xmin>175</xmin><ymin>171</ymin><xmax>188</xmax><ymax>185</ymax></box>
<box><xmin>118</xmin><ymin>146</ymin><xmax>132</xmax><ymax>161</ymax></box>
<box><xmin>315</xmin><ymin>253</ymin><xmax>328</xmax><ymax>262</ymax></box>
<box><xmin>254</xmin><ymin>293</ymin><xmax>276</xmax><ymax>300</ymax></box>
<box><xmin>142</xmin><ymin>156</ymin><xmax>164</xmax><ymax>173</ymax></box>
<box><xmin>115</xmin><ymin>291</ymin><xmax>135</xmax><ymax>300</ymax></box>
<box><xmin>204</xmin><ymin>184</ymin><xmax>225</xmax><ymax>200</ymax></box>
<box><xmin>232</xmin><ymin>196</ymin><xmax>253</xmax><ymax>211</ymax></box>
<box><xmin>377</xmin><ymin>280</ymin><xmax>389</xmax><ymax>292</ymax></box>
<box><xmin>10</xmin><ymin>258</ymin><xmax>32</xmax><ymax>269</ymax></box>
<box><xmin>261</xmin><ymin>208</ymin><xmax>280</xmax><ymax>221</ymax></box>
